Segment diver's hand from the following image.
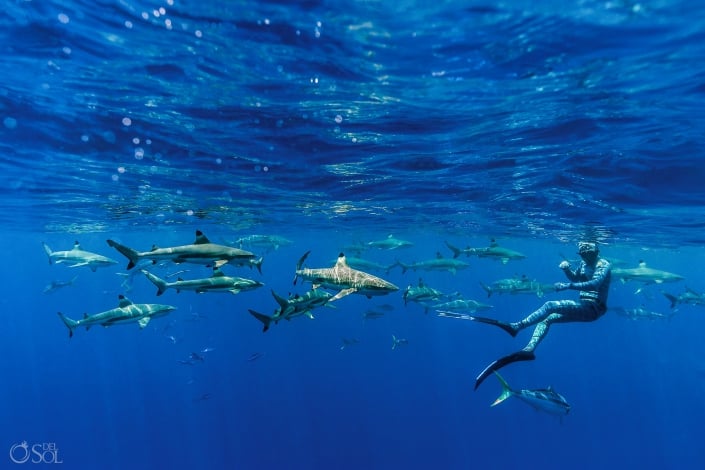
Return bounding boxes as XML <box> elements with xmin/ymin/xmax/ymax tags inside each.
<box><xmin>559</xmin><ymin>260</ymin><xmax>570</xmax><ymax>270</ymax></box>
<box><xmin>554</xmin><ymin>282</ymin><xmax>571</xmax><ymax>291</ymax></box>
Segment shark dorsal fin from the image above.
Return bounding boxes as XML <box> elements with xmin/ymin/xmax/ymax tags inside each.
<box><xmin>212</xmin><ymin>268</ymin><xmax>226</xmax><ymax>277</ymax></box>
<box><xmin>418</xmin><ymin>278</ymin><xmax>425</xmax><ymax>287</ymax></box>
<box><xmin>194</xmin><ymin>230</ymin><xmax>210</xmax><ymax>244</ymax></box>
<box><xmin>387</xmin><ymin>234</ymin><xmax>393</xmax><ymax>239</ymax></box>
<box><xmin>638</xmin><ymin>260</ymin><xmax>646</xmax><ymax>268</ymax></box>
<box><xmin>490</xmin><ymin>238</ymin><xmax>499</xmax><ymax>248</ymax></box>
<box><xmin>72</xmin><ymin>241</ymin><xmax>81</xmax><ymax>250</ymax></box>
<box><xmin>150</xmin><ymin>245</ymin><xmax>160</xmax><ymax>251</ymax></box>
<box><xmin>436</xmin><ymin>252</ymin><xmax>443</xmax><ymax>259</ymax></box>
<box><xmin>118</xmin><ymin>295</ymin><xmax>133</xmax><ymax>307</ymax></box>
<box><xmin>335</xmin><ymin>253</ymin><xmax>349</xmax><ymax>268</ymax></box>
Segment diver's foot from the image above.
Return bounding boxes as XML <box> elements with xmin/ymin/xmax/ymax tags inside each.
<box><xmin>474</xmin><ymin>350</ymin><xmax>536</xmax><ymax>390</ymax></box>
<box><xmin>469</xmin><ymin>316</ymin><xmax>518</xmax><ymax>337</ymax></box>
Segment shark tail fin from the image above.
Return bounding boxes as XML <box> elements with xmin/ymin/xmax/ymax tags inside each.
<box><xmin>142</xmin><ymin>270</ymin><xmax>168</xmax><ymax>296</ymax></box>
<box><xmin>42</xmin><ymin>243</ymin><xmax>53</xmax><ymax>264</ymax></box>
<box><xmin>106</xmin><ymin>239</ymin><xmax>140</xmax><ymax>270</ymax></box>
<box><xmin>57</xmin><ymin>312</ymin><xmax>77</xmax><ymax>338</ymax></box>
<box><xmin>392</xmin><ymin>335</ymin><xmax>397</xmax><ymax>350</ymax></box>
<box><xmin>248</xmin><ymin>309</ymin><xmax>272</xmax><ymax>333</ymax></box>
<box><xmin>252</xmin><ymin>257</ymin><xmax>263</xmax><ymax>274</ymax></box>
<box><xmin>663</xmin><ymin>293</ymin><xmax>678</xmax><ymax>309</ymax></box>
<box><xmin>445</xmin><ymin>241</ymin><xmax>461</xmax><ymax>259</ymax></box>
<box><xmin>491</xmin><ymin>372</ymin><xmax>513</xmax><ymax>407</ymax></box>
<box><xmin>479</xmin><ymin>281</ymin><xmax>492</xmax><ymax>298</ymax></box>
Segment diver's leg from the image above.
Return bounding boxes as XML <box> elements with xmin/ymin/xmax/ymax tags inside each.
<box><xmin>511</xmin><ymin>300</ymin><xmax>564</xmax><ymax>332</ymax></box>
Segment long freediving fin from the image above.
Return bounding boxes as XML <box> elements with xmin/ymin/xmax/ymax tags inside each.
<box><xmin>468</xmin><ymin>315</ymin><xmax>517</xmax><ymax>337</ymax></box>
<box><xmin>474</xmin><ymin>350</ymin><xmax>535</xmax><ymax>390</ymax></box>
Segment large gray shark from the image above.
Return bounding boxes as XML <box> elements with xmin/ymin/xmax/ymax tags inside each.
<box><xmin>394</xmin><ymin>252</ymin><xmax>470</xmax><ymax>275</ymax></box>
<box><xmin>142</xmin><ymin>268</ymin><xmax>264</xmax><ymax>296</ymax></box>
<box><xmin>43</xmin><ymin>241</ymin><xmax>118</xmax><ymax>272</ymax></box>
<box><xmin>57</xmin><ymin>295</ymin><xmax>176</xmax><ymax>337</ymax></box>
<box><xmin>107</xmin><ymin>230</ymin><xmax>260</xmax><ymax>271</ymax></box>
<box><xmin>491</xmin><ymin>372</ymin><xmax>570</xmax><ymax>416</ymax></box>
<box><xmin>248</xmin><ymin>288</ymin><xmax>334</xmax><ymax>332</ymax></box>
<box><xmin>445</xmin><ymin>239</ymin><xmax>526</xmax><ymax>264</ymax></box>
<box><xmin>612</xmin><ymin>261</ymin><xmax>685</xmax><ymax>292</ymax></box>
<box><xmin>293</xmin><ymin>251</ymin><xmax>399</xmax><ymax>301</ymax></box>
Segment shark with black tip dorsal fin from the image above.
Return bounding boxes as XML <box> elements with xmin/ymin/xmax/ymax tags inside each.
<box><xmin>293</xmin><ymin>251</ymin><xmax>399</xmax><ymax>301</ymax></box>
<box><xmin>107</xmin><ymin>230</ymin><xmax>261</xmax><ymax>271</ymax></box>
<box><xmin>57</xmin><ymin>295</ymin><xmax>176</xmax><ymax>338</ymax></box>
<box><xmin>43</xmin><ymin>241</ymin><xmax>117</xmax><ymax>272</ymax></box>
<box><xmin>142</xmin><ymin>268</ymin><xmax>264</xmax><ymax>296</ymax></box>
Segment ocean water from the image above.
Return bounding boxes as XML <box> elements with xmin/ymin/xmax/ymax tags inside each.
<box><xmin>2</xmin><ymin>0</ymin><xmax>705</xmax><ymax>468</ymax></box>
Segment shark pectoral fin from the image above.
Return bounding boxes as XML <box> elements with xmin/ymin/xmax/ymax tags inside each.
<box><xmin>304</xmin><ymin>311</ymin><xmax>315</xmax><ymax>320</ymax></box>
<box><xmin>214</xmin><ymin>260</ymin><xmax>228</xmax><ymax>268</ymax></box>
<box><xmin>331</xmin><ymin>288</ymin><xmax>356</xmax><ymax>302</ymax></box>
<box><xmin>138</xmin><ymin>317</ymin><xmax>151</xmax><ymax>329</ymax></box>
<box><xmin>228</xmin><ymin>289</ymin><xmax>241</xmax><ymax>294</ymax></box>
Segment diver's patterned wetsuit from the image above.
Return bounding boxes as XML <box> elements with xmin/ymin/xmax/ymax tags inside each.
<box><xmin>512</xmin><ymin>257</ymin><xmax>611</xmax><ymax>352</ymax></box>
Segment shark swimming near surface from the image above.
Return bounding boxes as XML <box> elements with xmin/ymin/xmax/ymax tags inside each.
<box><xmin>57</xmin><ymin>295</ymin><xmax>176</xmax><ymax>338</ymax></box>
<box><xmin>107</xmin><ymin>230</ymin><xmax>261</xmax><ymax>271</ymax></box>
<box><xmin>142</xmin><ymin>268</ymin><xmax>264</xmax><ymax>296</ymax></box>
<box><xmin>445</xmin><ymin>239</ymin><xmax>526</xmax><ymax>264</ymax></box>
<box><xmin>293</xmin><ymin>251</ymin><xmax>399</xmax><ymax>301</ymax></box>
<box><xmin>43</xmin><ymin>241</ymin><xmax>117</xmax><ymax>272</ymax></box>
<box><xmin>611</xmin><ymin>260</ymin><xmax>684</xmax><ymax>293</ymax></box>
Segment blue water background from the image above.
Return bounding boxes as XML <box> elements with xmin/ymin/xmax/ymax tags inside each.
<box><xmin>2</xmin><ymin>0</ymin><xmax>705</xmax><ymax>469</ymax></box>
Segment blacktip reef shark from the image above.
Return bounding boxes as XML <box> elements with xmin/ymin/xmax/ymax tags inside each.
<box><xmin>43</xmin><ymin>241</ymin><xmax>117</xmax><ymax>271</ymax></box>
<box><xmin>248</xmin><ymin>288</ymin><xmax>335</xmax><ymax>332</ymax></box>
<box><xmin>491</xmin><ymin>372</ymin><xmax>570</xmax><ymax>416</ymax></box>
<box><xmin>57</xmin><ymin>295</ymin><xmax>176</xmax><ymax>338</ymax></box>
<box><xmin>107</xmin><ymin>230</ymin><xmax>261</xmax><ymax>272</ymax></box>
<box><xmin>611</xmin><ymin>260</ymin><xmax>685</xmax><ymax>293</ymax></box>
<box><xmin>445</xmin><ymin>239</ymin><xmax>526</xmax><ymax>264</ymax></box>
<box><xmin>142</xmin><ymin>268</ymin><xmax>264</xmax><ymax>296</ymax></box>
<box><xmin>663</xmin><ymin>287</ymin><xmax>705</xmax><ymax>308</ymax></box>
<box><xmin>293</xmin><ymin>251</ymin><xmax>399</xmax><ymax>301</ymax></box>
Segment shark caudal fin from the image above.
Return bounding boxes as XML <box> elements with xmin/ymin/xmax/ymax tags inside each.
<box><xmin>142</xmin><ymin>270</ymin><xmax>168</xmax><ymax>296</ymax></box>
<box><xmin>445</xmin><ymin>241</ymin><xmax>462</xmax><ymax>259</ymax></box>
<box><xmin>42</xmin><ymin>243</ymin><xmax>54</xmax><ymax>264</ymax></box>
<box><xmin>491</xmin><ymin>372</ymin><xmax>513</xmax><ymax>407</ymax></box>
<box><xmin>106</xmin><ymin>239</ymin><xmax>140</xmax><ymax>270</ymax></box>
<box><xmin>251</xmin><ymin>257</ymin><xmax>263</xmax><ymax>274</ymax></box>
<box><xmin>248</xmin><ymin>309</ymin><xmax>272</xmax><ymax>333</ymax></box>
<box><xmin>479</xmin><ymin>281</ymin><xmax>493</xmax><ymax>297</ymax></box>
<box><xmin>57</xmin><ymin>312</ymin><xmax>78</xmax><ymax>338</ymax></box>
<box><xmin>663</xmin><ymin>293</ymin><xmax>678</xmax><ymax>309</ymax></box>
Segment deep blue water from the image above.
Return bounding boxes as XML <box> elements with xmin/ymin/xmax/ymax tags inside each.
<box><xmin>2</xmin><ymin>0</ymin><xmax>705</xmax><ymax>469</ymax></box>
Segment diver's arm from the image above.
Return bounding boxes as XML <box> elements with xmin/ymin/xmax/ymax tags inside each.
<box><xmin>567</xmin><ymin>260</ymin><xmax>611</xmax><ymax>291</ymax></box>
